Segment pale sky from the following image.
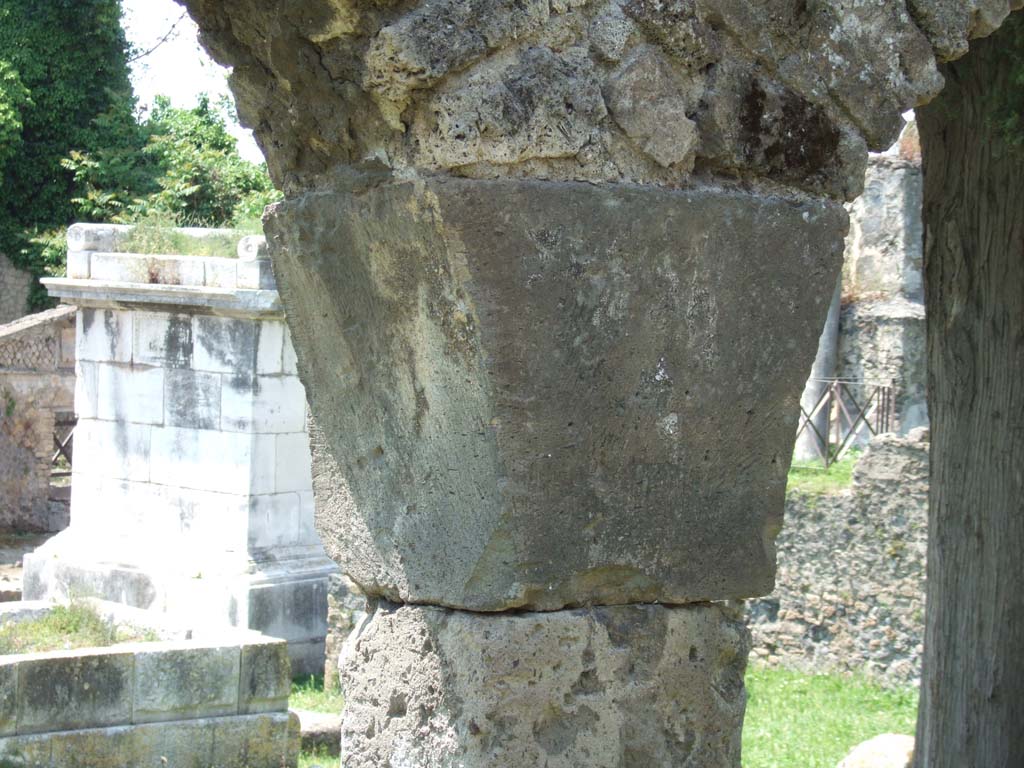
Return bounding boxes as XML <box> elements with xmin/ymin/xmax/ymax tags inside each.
<box><xmin>120</xmin><ymin>0</ymin><xmax>264</xmax><ymax>163</ymax></box>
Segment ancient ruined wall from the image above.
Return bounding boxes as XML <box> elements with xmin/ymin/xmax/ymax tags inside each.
<box><xmin>750</xmin><ymin>429</ymin><xmax>929</xmax><ymax>684</ymax></box>
<box><xmin>25</xmin><ymin>227</ymin><xmax>338</xmax><ymax>676</ymax></box>
<box><xmin>0</xmin><ymin>254</ymin><xmax>32</xmax><ymax>327</ymax></box>
<box><xmin>0</xmin><ymin>306</ymin><xmax>76</xmax><ymax>532</ymax></box>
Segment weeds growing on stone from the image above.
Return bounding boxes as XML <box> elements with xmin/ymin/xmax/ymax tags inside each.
<box><xmin>110</xmin><ymin>212</ymin><xmax>264</xmax><ymax>259</ymax></box>
<box><xmin>0</xmin><ymin>602</ymin><xmax>155</xmax><ymax>655</ymax></box>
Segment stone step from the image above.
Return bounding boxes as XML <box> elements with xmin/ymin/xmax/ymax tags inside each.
<box><xmin>292</xmin><ymin>708</ymin><xmax>341</xmax><ymax>757</ymax></box>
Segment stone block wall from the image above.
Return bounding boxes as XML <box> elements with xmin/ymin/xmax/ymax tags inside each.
<box><xmin>25</xmin><ymin>226</ymin><xmax>337</xmax><ymax>676</ymax></box>
<box><xmin>0</xmin><ymin>306</ymin><xmax>76</xmax><ymax>532</ymax></box>
<box><xmin>749</xmin><ymin>429</ymin><xmax>929</xmax><ymax>684</ymax></box>
<box><xmin>69</xmin><ymin>306</ymin><xmax>314</xmax><ymax>553</ymax></box>
<box><xmin>0</xmin><ymin>600</ymin><xmax>298</xmax><ymax>768</ymax></box>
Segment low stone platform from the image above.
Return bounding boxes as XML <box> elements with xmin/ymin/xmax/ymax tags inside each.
<box><xmin>0</xmin><ymin>712</ymin><xmax>299</xmax><ymax>768</ymax></box>
<box><xmin>0</xmin><ymin>599</ymin><xmax>299</xmax><ymax>767</ymax></box>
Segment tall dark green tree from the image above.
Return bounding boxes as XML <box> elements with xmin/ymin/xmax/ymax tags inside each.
<box><xmin>0</xmin><ymin>0</ymin><xmax>140</xmax><ymax>304</ymax></box>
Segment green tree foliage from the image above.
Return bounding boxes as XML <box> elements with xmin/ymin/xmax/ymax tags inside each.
<box><xmin>139</xmin><ymin>95</ymin><xmax>276</xmax><ymax>226</ymax></box>
<box><xmin>0</xmin><ymin>0</ymin><xmax>138</xmax><ymax>303</ymax></box>
<box><xmin>0</xmin><ymin>61</ymin><xmax>29</xmax><ymax>178</ymax></box>
<box><xmin>62</xmin><ymin>95</ymin><xmax>277</xmax><ymax>230</ymax></box>
<box><xmin>0</xmin><ymin>1</ymin><xmax>277</xmax><ymax>311</ymax></box>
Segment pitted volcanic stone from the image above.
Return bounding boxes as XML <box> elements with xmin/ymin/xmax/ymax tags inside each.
<box><xmin>267</xmin><ymin>177</ymin><xmax>846</xmax><ymax>611</ymax></box>
<box><xmin>177</xmin><ymin>0</ymin><xmax>1002</xmax><ymax>200</ymax></box>
<box><xmin>339</xmin><ymin>601</ymin><xmax>749</xmax><ymax>768</ymax></box>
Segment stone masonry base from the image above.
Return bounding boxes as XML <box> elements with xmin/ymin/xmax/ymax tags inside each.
<box><xmin>23</xmin><ymin>538</ymin><xmax>335</xmax><ymax>677</ymax></box>
<box><xmin>0</xmin><ymin>712</ymin><xmax>299</xmax><ymax>768</ymax></box>
<box><xmin>340</xmin><ymin>600</ymin><xmax>750</xmax><ymax>768</ymax></box>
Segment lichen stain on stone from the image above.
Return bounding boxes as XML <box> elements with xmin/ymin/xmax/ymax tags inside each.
<box><xmin>162</xmin><ymin>314</ymin><xmax>194</xmax><ymax>369</ymax></box>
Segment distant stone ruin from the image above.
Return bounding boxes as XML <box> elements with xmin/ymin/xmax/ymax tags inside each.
<box><xmin>840</xmin><ymin>152</ymin><xmax>928</xmax><ymax>437</ymax></box>
<box><xmin>23</xmin><ymin>224</ymin><xmax>336</xmax><ymax>676</ymax></box>
<box><xmin>0</xmin><ymin>305</ymin><xmax>75</xmax><ymax>532</ymax></box>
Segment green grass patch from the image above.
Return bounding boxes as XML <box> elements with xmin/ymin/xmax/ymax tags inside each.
<box><xmin>0</xmin><ymin>602</ymin><xmax>156</xmax><ymax>655</ymax></box>
<box><xmin>743</xmin><ymin>665</ymin><xmax>918</xmax><ymax>768</ymax></box>
<box><xmin>291</xmin><ymin>674</ymin><xmax>344</xmax><ymax>715</ymax></box>
<box><xmin>298</xmin><ymin>744</ymin><xmax>336</xmax><ymax>768</ymax></box>
<box><xmin>786</xmin><ymin>449</ymin><xmax>861</xmax><ymax>496</ymax></box>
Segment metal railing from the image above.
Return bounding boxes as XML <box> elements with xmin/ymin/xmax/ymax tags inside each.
<box><xmin>796</xmin><ymin>379</ymin><xmax>894</xmax><ymax>468</ymax></box>
<box><xmin>51</xmin><ymin>413</ymin><xmax>76</xmax><ymax>478</ymax></box>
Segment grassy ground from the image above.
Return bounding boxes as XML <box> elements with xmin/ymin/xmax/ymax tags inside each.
<box><xmin>743</xmin><ymin>666</ymin><xmax>918</xmax><ymax>768</ymax></box>
<box><xmin>291</xmin><ymin>675</ymin><xmax>344</xmax><ymax>714</ymax></box>
<box><xmin>786</xmin><ymin>449</ymin><xmax>861</xmax><ymax>496</ymax></box>
<box><xmin>298</xmin><ymin>745</ymin><xmax>336</xmax><ymax>768</ymax></box>
<box><xmin>0</xmin><ymin>602</ymin><xmax>155</xmax><ymax>655</ymax></box>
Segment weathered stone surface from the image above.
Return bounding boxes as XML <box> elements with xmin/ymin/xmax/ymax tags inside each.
<box><xmin>295</xmin><ymin>708</ymin><xmax>342</xmax><ymax>756</ymax></box>
<box><xmin>693</xmin><ymin>0</ymin><xmax>943</xmax><ymax>149</ymax></box>
<box><xmin>323</xmin><ymin>572</ymin><xmax>367</xmax><ymax>692</ymax></box>
<box><xmin>844</xmin><ymin>156</ymin><xmax>924</xmax><ymax>303</ymax></box>
<box><xmin>212</xmin><ymin>710</ymin><xmax>301</xmax><ymax>768</ymax></box>
<box><xmin>909</xmin><ymin>0</ymin><xmax>1024</xmax><ymax>60</ymax></box>
<box><xmin>239</xmin><ymin>636</ymin><xmax>291</xmax><ymax>714</ymax></box>
<box><xmin>340</xmin><ymin>601</ymin><xmax>749</xmax><ymax>767</ymax></box>
<box><xmin>268</xmin><ymin>177</ymin><xmax>845</xmax><ymax>611</ymax></box>
<box><xmin>179</xmin><ymin>0</ymin><xmax>998</xmax><ymax>200</ymax></box>
<box><xmin>16</xmin><ymin>649</ymin><xmax>134</xmax><ymax>734</ymax></box>
<box><xmin>604</xmin><ymin>45</ymin><xmax>700</xmax><ymax>169</ymax></box>
<box><xmin>0</xmin><ymin>660</ymin><xmax>16</xmax><ymax>737</ymax></box>
<box><xmin>133</xmin><ymin>644</ymin><xmax>240</xmax><ymax>723</ymax></box>
<box><xmin>837</xmin><ymin>733</ymin><xmax>914</xmax><ymax>768</ymax></box>
<box><xmin>0</xmin><ymin>713</ymin><xmax>298</xmax><ymax>768</ymax></box>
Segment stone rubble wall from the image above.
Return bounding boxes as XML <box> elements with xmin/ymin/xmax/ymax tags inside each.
<box><xmin>0</xmin><ymin>306</ymin><xmax>76</xmax><ymax>532</ymax></box>
<box><xmin>749</xmin><ymin>429</ymin><xmax>929</xmax><ymax>685</ymax></box>
<box><xmin>0</xmin><ymin>254</ymin><xmax>32</xmax><ymax>327</ymax></box>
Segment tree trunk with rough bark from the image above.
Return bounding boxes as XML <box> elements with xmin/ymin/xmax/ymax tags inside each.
<box><xmin>915</xmin><ymin>16</ymin><xmax>1024</xmax><ymax>768</ymax></box>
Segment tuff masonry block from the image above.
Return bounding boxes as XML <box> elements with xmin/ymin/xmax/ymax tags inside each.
<box><xmin>269</xmin><ymin>177</ymin><xmax>847</xmax><ymax>611</ymax></box>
